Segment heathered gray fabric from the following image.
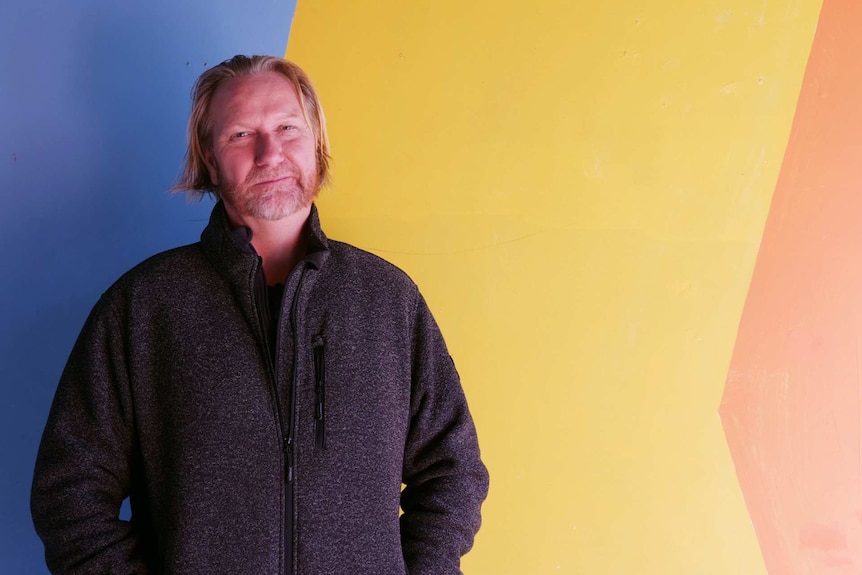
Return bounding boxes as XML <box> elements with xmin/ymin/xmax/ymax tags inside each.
<box><xmin>31</xmin><ymin>203</ymin><xmax>489</xmax><ymax>575</ymax></box>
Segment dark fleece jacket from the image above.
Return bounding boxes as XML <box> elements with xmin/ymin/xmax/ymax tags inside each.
<box><xmin>31</xmin><ymin>203</ymin><xmax>489</xmax><ymax>574</ymax></box>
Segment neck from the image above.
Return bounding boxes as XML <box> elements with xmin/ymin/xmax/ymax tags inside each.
<box><xmin>225</xmin><ymin>204</ymin><xmax>312</xmax><ymax>286</ymax></box>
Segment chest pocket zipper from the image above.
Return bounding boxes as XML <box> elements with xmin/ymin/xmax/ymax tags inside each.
<box><xmin>313</xmin><ymin>338</ymin><xmax>326</xmax><ymax>450</ymax></box>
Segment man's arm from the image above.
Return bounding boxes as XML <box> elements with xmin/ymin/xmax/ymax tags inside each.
<box><xmin>31</xmin><ymin>297</ymin><xmax>149</xmax><ymax>574</ymax></box>
<box><xmin>400</xmin><ymin>295</ymin><xmax>490</xmax><ymax>575</ymax></box>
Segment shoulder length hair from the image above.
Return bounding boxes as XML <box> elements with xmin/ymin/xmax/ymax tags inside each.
<box><xmin>173</xmin><ymin>55</ymin><xmax>331</xmax><ymax>199</ymax></box>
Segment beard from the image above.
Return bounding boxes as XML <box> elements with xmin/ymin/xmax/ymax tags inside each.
<box><xmin>219</xmin><ymin>165</ymin><xmax>319</xmax><ymax>221</ymax></box>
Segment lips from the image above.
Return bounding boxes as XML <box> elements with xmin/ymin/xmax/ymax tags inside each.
<box><xmin>253</xmin><ymin>174</ymin><xmax>295</xmax><ymax>186</ymax></box>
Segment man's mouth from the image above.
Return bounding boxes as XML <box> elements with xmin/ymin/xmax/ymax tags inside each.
<box><xmin>255</xmin><ymin>175</ymin><xmax>294</xmax><ymax>185</ymax></box>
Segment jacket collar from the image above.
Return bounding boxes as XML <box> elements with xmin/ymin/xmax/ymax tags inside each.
<box><xmin>201</xmin><ymin>201</ymin><xmax>331</xmax><ymax>272</ymax></box>
<box><xmin>199</xmin><ymin>201</ymin><xmax>331</xmax><ymax>337</ymax></box>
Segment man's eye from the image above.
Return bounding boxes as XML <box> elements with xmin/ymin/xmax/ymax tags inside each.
<box><xmin>280</xmin><ymin>125</ymin><xmax>295</xmax><ymax>132</ymax></box>
<box><xmin>232</xmin><ymin>131</ymin><xmax>249</xmax><ymax>139</ymax></box>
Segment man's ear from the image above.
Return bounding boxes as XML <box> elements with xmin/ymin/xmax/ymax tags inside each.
<box><xmin>203</xmin><ymin>149</ymin><xmax>219</xmax><ymax>186</ymax></box>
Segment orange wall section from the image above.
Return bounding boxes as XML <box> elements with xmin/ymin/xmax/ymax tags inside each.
<box><xmin>722</xmin><ymin>0</ymin><xmax>862</xmax><ymax>573</ymax></box>
<box><xmin>287</xmin><ymin>1</ymin><xmax>822</xmax><ymax>573</ymax></box>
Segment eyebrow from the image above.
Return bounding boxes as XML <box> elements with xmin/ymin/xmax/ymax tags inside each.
<box><xmin>218</xmin><ymin>113</ymin><xmax>307</xmax><ymax>134</ymax></box>
<box><xmin>275</xmin><ymin>112</ymin><xmax>305</xmax><ymax>121</ymax></box>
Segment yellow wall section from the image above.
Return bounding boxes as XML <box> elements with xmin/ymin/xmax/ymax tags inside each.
<box><xmin>288</xmin><ymin>2</ymin><xmax>821</xmax><ymax>573</ymax></box>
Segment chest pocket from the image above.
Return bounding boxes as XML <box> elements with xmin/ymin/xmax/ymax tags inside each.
<box><xmin>312</xmin><ymin>334</ymin><xmax>326</xmax><ymax>450</ymax></box>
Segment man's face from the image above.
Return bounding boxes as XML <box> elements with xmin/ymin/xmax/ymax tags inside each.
<box><xmin>205</xmin><ymin>71</ymin><xmax>319</xmax><ymax>222</ymax></box>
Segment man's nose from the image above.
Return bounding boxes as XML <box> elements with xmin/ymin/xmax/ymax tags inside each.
<box><xmin>255</xmin><ymin>133</ymin><xmax>284</xmax><ymax>166</ymax></box>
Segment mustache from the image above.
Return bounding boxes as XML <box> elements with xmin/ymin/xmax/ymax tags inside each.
<box><xmin>246</xmin><ymin>169</ymin><xmax>298</xmax><ymax>185</ymax></box>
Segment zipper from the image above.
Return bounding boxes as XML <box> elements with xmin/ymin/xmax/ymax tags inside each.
<box><xmin>286</xmin><ymin>266</ymin><xmax>307</xmax><ymax>575</ymax></box>
<box><xmin>312</xmin><ymin>338</ymin><xmax>326</xmax><ymax>449</ymax></box>
<box><xmin>286</xmin><ymin>268</ymin><xmax>305</xmax><ymax>484</ymax></box>
<box><xmin>250</xmin><ymin>258</ymin><xmax>301</xmax><ymax>575</ymax></box>
<box><xmin>249</xmin><ymin>258</ymin><xmax>287</xmax><ymax>467</ymax></box>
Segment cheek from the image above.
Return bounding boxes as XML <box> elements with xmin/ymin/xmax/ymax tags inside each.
<box><xmin>212</xmin><ymin>153</ymin><xmax>252</xmax><ymax>186</ymax></box>
<box><xmin>205</xmin><ymin>150</ymin><xmax>230</xmax><ymax>187</ymax></box>
<box><xmin>297</xmin><ymin>143</ymin><xmax>319</xmax><ymax>174</ymax></box>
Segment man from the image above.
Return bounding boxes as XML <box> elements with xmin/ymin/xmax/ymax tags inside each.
<box><xmin>31</xmin><ymin>55</ymin><xmax>489</xmax><ymax>575</ymax></box>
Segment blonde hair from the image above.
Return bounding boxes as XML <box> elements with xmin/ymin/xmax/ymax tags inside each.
<box><xmin>173</xmin><ymin>55</ymin><xmax>330</xmax><ymax>199</ymax></box>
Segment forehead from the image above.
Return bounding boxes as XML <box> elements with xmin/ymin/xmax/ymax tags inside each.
<box><xmin>208</xmin><ymin>71</ymin><xmax>304</xmax><ymax>129</ymax></box>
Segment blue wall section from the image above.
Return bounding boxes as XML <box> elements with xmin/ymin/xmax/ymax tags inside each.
<box><xmin>1</xmin><ymin>1</ymin><xmax>296</xmax><ymax>571</ymax></box>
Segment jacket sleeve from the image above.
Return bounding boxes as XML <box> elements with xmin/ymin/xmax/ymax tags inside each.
<box><xmin>31</xmin><ymin>296</ymin><xmax>149</xmax><ymax>574</ymax></box>
<box><xmin>400</xmin><ymin>294</ymin><xmax>490</xmax><ymax>575</ymax></box>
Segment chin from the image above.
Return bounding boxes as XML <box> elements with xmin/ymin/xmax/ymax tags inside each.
<box><xmin>223</xmin><ymin>179</ymin><xmax>319</xmax><ymax>222</ymax></box>
<box><xmin>249</xmin><ymin>195</ymin><xmax>313</xmax><ymax>221</ymax></box>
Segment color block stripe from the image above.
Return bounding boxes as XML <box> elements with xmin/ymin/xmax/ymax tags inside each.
<box><xmin>721</xmin><ymin>0</ymin><xmax>862</xmax><ymax>573</ymax></box>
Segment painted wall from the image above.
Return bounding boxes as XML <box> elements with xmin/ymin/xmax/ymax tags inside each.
<box><xmin>1</xmin><ymin>1</ymin><xmax>297</xmax><ymax>572</ymax></box>
<box><xmin>286</xmin><ymin>0</ymin><xmax>829</xmax><ymax>573</ymax></box>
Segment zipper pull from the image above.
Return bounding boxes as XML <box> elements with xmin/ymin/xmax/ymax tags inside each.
<box><xmin>283</xmin><ymin>436</ymin><xmax>294</xmax><ymax>483</ymax></box>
